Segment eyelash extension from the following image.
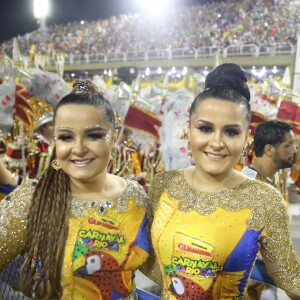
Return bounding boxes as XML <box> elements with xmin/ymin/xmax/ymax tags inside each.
<box><xmin>197</xmin><ymin>125</ymin><xmax>212</xmax><ymax>133</ymax></box>
<box><xmin>55</xmin><ymin>131</ymin><xmax>111</xmax><ymax>141</ymax></box>
<box><xmin>196</xmin><ymin>126</ymin><xmax>240</xmax><ymax>137</ymax></box>
<box><xmin>56</xmin><ymin>135</ymin><xmax>72</xmax><ymax>141</ymax></box>
<box><xmin>87</xmin><ymin>132</ymin><xmax>110</xmax><ymax>140</ymax></box>
<box><xmin>225</xmin><ymin>129</ymin><xmax>239</xmax><ymax>136</ymax></box>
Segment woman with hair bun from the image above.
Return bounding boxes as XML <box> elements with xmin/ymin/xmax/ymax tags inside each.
<box><xmin>147</xmin><ymin>63</ymin><xmax>300</xmax><ymax>299</ymax></box>
<box><xmin>0</xmin><ymin>79</ymin><xmax>150</xmax><ymax>299</ymax></box>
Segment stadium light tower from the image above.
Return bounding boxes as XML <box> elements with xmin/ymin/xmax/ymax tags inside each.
<box><xmin>34</xmin><ymin>0</ymin><xmax>50</xmax><ymax>29</ymax></box>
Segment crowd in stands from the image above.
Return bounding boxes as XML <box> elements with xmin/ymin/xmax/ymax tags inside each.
<box><xmin>0</xmin><ymin>0</ymin><xmax>299</xmax><ymax>63</ymax></box>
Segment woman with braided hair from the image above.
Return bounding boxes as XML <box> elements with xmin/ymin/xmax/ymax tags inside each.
<box><xmin>0</xmin><ymin>79</ymin><xmax>150</xmax><ymax>299</ymax></box>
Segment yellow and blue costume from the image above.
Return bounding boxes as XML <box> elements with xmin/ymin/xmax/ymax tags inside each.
<box><xmin>0</xmin><ymin>183</ymin><xmax>17</xmax><ymax>200</ymax></box>
<box><xmin>149</xmin><ymin>170</ymin><xmax>300</xmax><ymax>299</ymax></box>
<box><xmin>0</xmin><ymin>179</ymin><xmax>150</xmax><ymax>300</ymax></box>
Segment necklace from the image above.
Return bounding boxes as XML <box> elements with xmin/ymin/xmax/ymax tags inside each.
<box><xmin>191</xmin><ymin>169</ymin><xmax>235</xmax><ymax>193</ymax></box>
<box><xmin>71</xmin><ymin>197</ymin><xmax>114</xmax><ymax>216</ymax></box>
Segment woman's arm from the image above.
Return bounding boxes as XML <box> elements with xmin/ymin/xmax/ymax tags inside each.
<box><xmin>0</xmin><ymin>159</ymin><xmax>12</xmax><ymax>185</ymax></box>
<box><xmin>0</xmin><ymin>183</ymin><xmax>33</xmax><ymax>271</ymax></box>
<box><xmin>138</xmin><ymin>173</ymin><xmax>163</xmax><ymax>285</ymax></box>
<box><xmin>260</xmin><ymin>188</ymin><xmax>300</xmax><ymax>298</ymax></box>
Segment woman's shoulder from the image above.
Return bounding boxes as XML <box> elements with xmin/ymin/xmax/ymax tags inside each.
<box><xmin>152</xmin><ymin>169</ymin><xmax>182</xmax><ymax>186</ymax></box>
<box><xmin>0</xmin><ymin>181</ymin><xmax>35</xmax><ymax>239</ymax></box>
<box><xmin>125</xmin><ymin>178</ymin><xmax>147</xmax><ymax>195</ymax></box>
<box><xmin>149</xmin><ymin>170</ymin><xmax>185</xmax><ymax>204</ymax></box>
<box><xmin>119</xmin><ymin>178</ymin><xmax>148</xmax><ymax>207</ymax></box>
<box><xmin>2</xmin><ymin>181</ymin><xmax>35</xmax><ymax>203</ymax></box>
<box><xmin>236</xmin><ymin>175</ymin><xmax>284</xmax><ymax>205</ymax></box>
<box><xmin>242</xmin><ymin>175</ymin><xmax>281</xmax><ymax>193</ymax></box>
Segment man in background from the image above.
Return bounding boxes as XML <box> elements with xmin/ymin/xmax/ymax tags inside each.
<box><xmin>3</xmin><ymin>111</ymin><xmax>54</xmax><ymax>182</ymax></box>
<box><xmin>242</xmin><ymin>119</ymin><xmax>298</xmax><ymax>300</ymax></box>
<box><xmin>243</xmin><ymin>119</ymin><xmax>297</xmax><ymax>203</ymax></box>
<box><xmin>26</xmin><ymin>111</ymin><xmax>54</xmax><ymax>180</ymax></box>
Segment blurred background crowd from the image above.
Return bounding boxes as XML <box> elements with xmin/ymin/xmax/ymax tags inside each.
<box><xmin>1</xmin><ymin>0</ymin><xmax>299</xmax><ymax>65</ymax></box>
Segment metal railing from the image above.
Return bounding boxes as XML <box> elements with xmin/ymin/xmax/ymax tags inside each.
<box><xmin>54</xmin><ymin>42</ymin><xmax>295</xmax><ymax>66</ymax></box>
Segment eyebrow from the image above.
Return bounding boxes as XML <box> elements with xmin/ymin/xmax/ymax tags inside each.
<box><xmin>195</xmin><ymin>119</ymin><xmax>242</xmax><ymax>128</ymax></box>
<box><xmin>55</xmin><ymin>125</ymin><xmax>110</xmax><ymax>132</ymax></box>
<box><xmin>55</xmin><ymin>126</ymin><xmax>73</xmax><ymax>132</ymax></box>
<box><xmin>85</xmin><ymin>125</ymin><xmax>110</xmax><ymax>131</ymax></box>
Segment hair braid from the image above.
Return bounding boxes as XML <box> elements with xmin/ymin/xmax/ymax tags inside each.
<box><xmin>20</xmin><ymin>157</ymin><xmax>71</xmax><ymax>299</ymax></box>
<box><xmin>18</xmin><ymin>79</ymin><xmax>116</xmax><ymax>298</ymax></box>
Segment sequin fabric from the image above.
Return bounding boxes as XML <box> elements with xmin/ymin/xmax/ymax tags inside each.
<box><xmin>61</xmin><ymin>179</ymin><xmax>150</xmax><ymax>299</ymax></box>
<box><xmin>149</xmin><ymin>170</ymin><xmax>300</xmax><ymax>297</ymax></box>
<box><xmin>0</xmin><ymin>183</ymin><xmax>34</xmax><ymax>271</ymax></box>
<box><xmin>0</xmin><ymin>179</ymin><xmax>150</xmax><ymax>300</ymax></box>
<box><xmin>70</xmin><ymin>179</ymin><xmax>147</xmax><ymax>217</ymax></box>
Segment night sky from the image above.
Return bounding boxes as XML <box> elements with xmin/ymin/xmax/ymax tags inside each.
<box><xmin>0</xmin><ymin>0</ymin><xmax>219</xmax><ymax>43</ymax></box>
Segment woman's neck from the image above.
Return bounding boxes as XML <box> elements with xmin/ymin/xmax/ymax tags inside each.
<box><xmin>190</xmin><ymin>167</ymin><xmax>236</xmax><ymax>193</ymax></box>
<box><xmin>70</xmin><ymin>173</ymin><xmax>109</xmax><ymax>197</ymax></box>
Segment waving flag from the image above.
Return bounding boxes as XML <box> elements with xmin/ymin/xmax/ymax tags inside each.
<box><xmin>123</xmin><ymin>105</ymin><xmax>162</xmax><ymax>141</ymax></box>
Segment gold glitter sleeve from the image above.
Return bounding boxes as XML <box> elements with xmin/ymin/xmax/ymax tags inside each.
<box><xmin>259</xmin><ymin>185</ymin><xmax>300</xmax><ymax>293</ymax></box>
<box><xmin>147</xmin><ymin>171</ymin><xmax>170</xmax><ymax>221</ymax></box>
<box><xmin>138</xmin><ymin>172</ymin><xmax>165</xmax><ymax>285</ymax></box>
<box><xmin>0</xmin><ymin>183</ymin><xmax>33</xmax><ymax>271</ymax></box>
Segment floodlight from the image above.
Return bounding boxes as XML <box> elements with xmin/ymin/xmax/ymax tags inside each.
<box><xmin>136</xmin><ymin>0</ymin><xmax>172</xmax><ymax>15</ymax></box>
<box><xmin>34</xmin><ymin>0</ymin><xmax>49</xmax><ymax>19</ymax></box>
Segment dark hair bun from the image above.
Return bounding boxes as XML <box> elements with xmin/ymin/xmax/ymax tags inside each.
<box><xmin>205</xmin><ymin>63</ymin><xmax>250</xmax><ymax>102</ymax></box>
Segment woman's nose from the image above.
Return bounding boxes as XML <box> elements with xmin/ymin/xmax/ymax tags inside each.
<box><xmin>72</xmin><ymin>138</ymin><xmax>88</xmax><ymax>155</ymax></box>
<box><xmin>209</xmin><ymin>132</ymin><xmax>224</xmax><ymax>149</ymax></box>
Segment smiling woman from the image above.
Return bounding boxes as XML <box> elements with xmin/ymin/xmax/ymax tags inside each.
<box><xmin>54</xmin><ymin>104</ymin><xmax>115</xmax><ymax>183</ymax></box>
<box><xmin>143</xmin><ymin>63</ymin><xmax>300</xmax><ymax>299</ymax></box>
<box><xmin>0</xmin><ymin>79</ymin><xmax>150</xmax><ymax>300</ymax></box>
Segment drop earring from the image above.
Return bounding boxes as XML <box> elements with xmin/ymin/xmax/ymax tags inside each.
<box><xmin>51</xmin><ymin>159</ymin><xmax>61</xmax><ymax>171</ymax></box>
<box><xmin>187</xmin><ymin>141</ymin><xmax>192</xmax><ymax>158</ymax></box>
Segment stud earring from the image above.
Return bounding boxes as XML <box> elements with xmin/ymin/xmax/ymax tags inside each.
<box><xmin>51</xmin><ymin>159</ymin><xmax>61</xmax><ymax>171</ymax></box>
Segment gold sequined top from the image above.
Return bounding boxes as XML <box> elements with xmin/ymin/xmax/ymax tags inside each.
<box><xmin>0</xmin><ymin>183</ymin><xmax>32</xmax><ymax>268</ymax></box>
<box><xmin>0</xmin><ymin>180</ymin><xmax>150</xmax><ymax>300</ymax></box>
<box><xmin>147</xmin><ymin>170</ymin><xmax>300</xmax><ymax>299</ymax></box>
